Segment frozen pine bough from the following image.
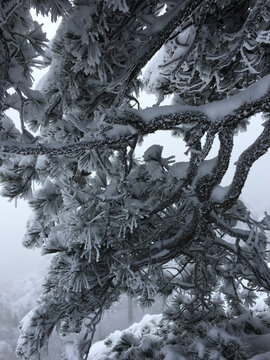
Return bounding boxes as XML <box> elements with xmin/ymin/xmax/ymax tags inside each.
<box><xmin>1</xmin><ymin>0</ymin><xmax>270</xmax><ymax>359</ymax></box>
<box><xmin>88</xmin><ymin>310</ymin><xmax>270</xmax><ymax>360</ymax></box>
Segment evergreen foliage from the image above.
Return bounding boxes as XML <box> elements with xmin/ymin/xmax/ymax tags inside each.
<box><xmin>91</xmin><ymin>312</ymin><xmax>270</xmax><ymax>360</ymax></box>
<box><xmin>0</xmin><ymin>0</ymin><xmax>270</xmax><ymax>359</ymax></box>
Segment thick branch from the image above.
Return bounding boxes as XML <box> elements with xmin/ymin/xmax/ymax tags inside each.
<box><xmin>217</xmin><ymin>120</ymin><xmax>270</xmax><ymax>209</ymax></box>
<box><xmin>138</xmin><ymin>74</ymin><xmax>270</xmax><ymax>124</ymax></box>
<box><xmin>195</xmin><ymin>129</ymin><xmax>234</xmax><ymax>202</ymax></box>
<box><xmin>1</xmin><ymin>76</ymin><xmax>269</xmax><ymax>156</ymax></box>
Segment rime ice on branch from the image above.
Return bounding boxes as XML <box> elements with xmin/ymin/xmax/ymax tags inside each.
<box><xmin>0</xmin><ymin>1</ymin><xmax>270</xmax><ymax>359</ymax></box>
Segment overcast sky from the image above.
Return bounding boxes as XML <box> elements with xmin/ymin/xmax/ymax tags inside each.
<box><xmin>1</xmin><ymin>13</ymin><xmax>270</xmax><ymax>283</ymax></box>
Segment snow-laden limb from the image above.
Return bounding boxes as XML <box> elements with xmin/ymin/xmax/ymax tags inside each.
<box><xmin>87</xmin><ymin>312</ymin><xmax>270</xmax><ymax>360</ymax></box>
<box><xmin>211</xmin><ymin>120</ymin><xmax>270</xmax><ymax>207</ymax></box>
<box><xmin>16</xmin><ymin>299</ymin><xmax>65</xmax><ymax>359</ymax></box>
<box><xmin>142</xmin><ymin>0</ymin><xmax>270</xmax><ymax>104</ymax></box>
<box><xmin>16</xmin><ymin>273</ymin><xmax>118</xmax><ymax>360</ymax></box>
<box><xmin>1</xmin><ymin>75</ymin><xmax>270</xmax><ymax>157</ymax></box>
<box><xmin>121</xmin><ymin>0</ymin><xmax>206</xmax><ymax>96</ymax></box>
<box><xmin>138</xmin><ymin>74</ymin><xmax>270</xmax><ymax>123</ymax></box>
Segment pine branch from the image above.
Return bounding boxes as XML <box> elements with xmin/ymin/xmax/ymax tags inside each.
<box><xmin>131</xmin><ymin>207</ymin><xmax>200</xmax><ymax>269</ymax></box>
<box><xmin>216</xmin><ymin>120</ymin><xmax>270</xmax><ymax>209</ymax></box>
<box><xmin>1</xmin><ymin>75</ymin><xmax>269</xmax><ymax>156</ymax></box>
<box><xmin>122</xmin><ymin>0</ymin><xmax>207</xmax><ymax>96</ymax></box>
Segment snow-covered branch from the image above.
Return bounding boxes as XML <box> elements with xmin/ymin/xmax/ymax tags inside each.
<box><xmin>1</xmin><ymin>75</ymin><xmax>270</xmax><ymax>156</ymax></box>
<box><xmin>138</xmin><ymin>74</ymin><xmax>270</xmax><ymax>124</ymax></box>
<box><xmin>214</xmin><ymin>120</ymin><xmax>270</xmax><ymax>208</ymax></box>
<box><xmin>123</xmin><ymin>0</ymin><xmax>206</xmax><ymax>93</ymax></box>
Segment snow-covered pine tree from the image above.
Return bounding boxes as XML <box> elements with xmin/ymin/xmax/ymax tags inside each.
<box><xmin>1</xmin><ymin>0</ymin><xmax>270</xmax><ymax>359</ymax></box>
